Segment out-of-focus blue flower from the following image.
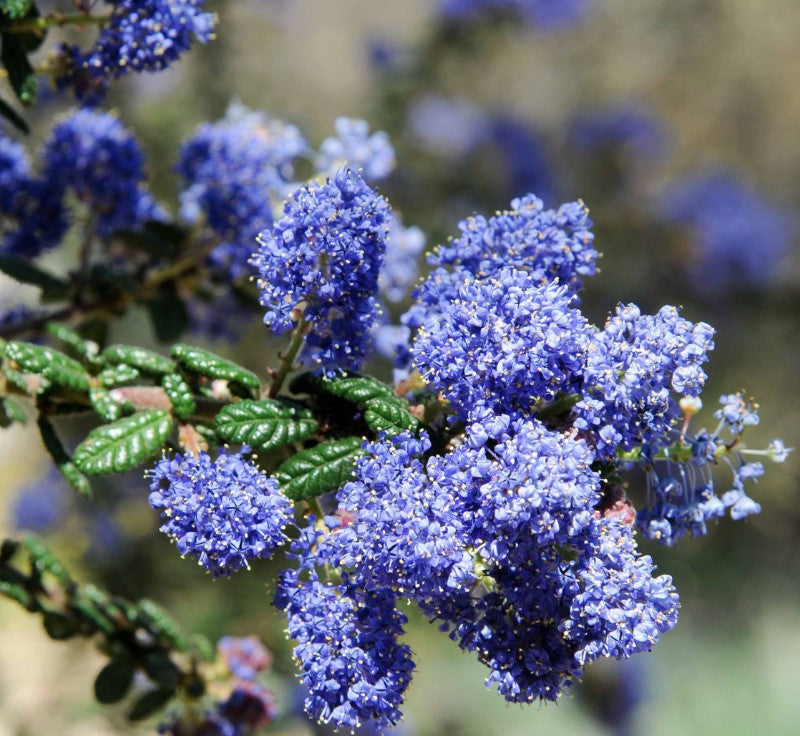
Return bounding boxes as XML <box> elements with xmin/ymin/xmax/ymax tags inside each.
<box><xmin>438</xmin><ymin>0</ymin><xmax>592</xmax><ymax>29</ymax></box>
<box><xmin>380</xmin><ymin>214</ymin><xmax>426</xmax><ymax>304</ymax></box>
<box><xmin>57</xmin><ymin>1</ymin><xmax>217</xmax><ymax>102</ymax></box>
<box><xmin>490</xmin><ymin>117</ymin><xmax>557</xmax><ymax>203</ymax></box>
<box><xmin>252</xmin><ymin>167</ymin><xmax>390</xmax><ymax>374</ymax></box>
<box><xmin>11</xmin><ymin>472</ymin><xmax>66</xmax><ymax>533</ymax></box>
<box><xmin>0</xmin><ymin>136</ymin><xmax>30</xmax><ymax>212</ymax></box>
<box><xmin>177</xmin><ymin>105</ymin><xmax>307</xmax><ymax>278</ymax></box>
<box><xmin>42</xmin><ymin>109</ymin><xmax>160</xmax><ymax>237</ymax></box>
<box><xmin>571</xmin><ymin>104</ymin><xmax>666</xmax><ymax>160</ymax></box>
<box><xmin>408</xmin><ymin>95</ymin><xmax>492</xmax><ymax>157</ymax></box>
<box><xmin>147</xmin><ymin>448</ymin><xmax>293</xmax><ymax>577</ymax></box>
<box><xmin>317</xmin><ymin>118</ymin><xmax>395</xmax><ymax>181</ymax></box>
<box><xmin>660</xmin><ymin>170</ymin><xmax>795</xmax><ymax>288</ymax></box>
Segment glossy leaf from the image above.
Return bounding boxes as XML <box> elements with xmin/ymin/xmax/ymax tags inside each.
<box><xmin>364</xmin><ymin>397</ymin><xmax>420</xmax><ymax>435</ymax></box>
<box><xmin>102</xmin><ymin>345</ymin><xmax>176</xmax><ymax>376</ymax></box>
<box><xmin>161</xmin><ymin>374</ymin><xmax>195</xmax><ymax>419</ymax></box>
<box><xmin>275</xmin><ymin>436</ymin><xmax>366</xmax><ymax>501</ymax></box>
<box><xmin>214</xmin><ymin>399</ymin><xmax>317</xmax><ymax>452</ymax></box>
<box><xmin>172</xmin><ymin>344</ymin><xmax>260</xmax><ymax>390</ymax></box>
<box><xmin>73</xmin><ymin>410</ymin><xmax>173</xmax><ymax>475</ymax></box>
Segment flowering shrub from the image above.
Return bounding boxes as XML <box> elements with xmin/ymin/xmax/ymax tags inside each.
<box><xmin>0</xmin><ymin>1</ymin><xmax>792</xmax><ymax>735</ymax></box>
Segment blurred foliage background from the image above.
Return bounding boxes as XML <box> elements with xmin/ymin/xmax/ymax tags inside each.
<box><xmin>1</xmin><ymin>0</ymin><xmax>799</xmax><ymax>734</ymax></box>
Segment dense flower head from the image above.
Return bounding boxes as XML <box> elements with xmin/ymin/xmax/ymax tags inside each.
<box><xmin>412</xmin><ymin>269</ymin><xmax>592</xmax><ymax>422</ymax></box>
<box><xmin>660</xmin><ymin>170</ymin><xmax>795</xmax><ymax>288</ymax></box>
<box><xmin>177</xmin><ymin>106</ymin><xmax>307</xmax><ymax>277</ymax></box>
<box><xmin>275</xmin><ymin>524</ymin><xmax>414</xmax><ymax>732</ymax></box>
<box><xmin>42</xmin><ymin>109</ymin><xmax>159</xmax><ymax>237</ymax></box>
<box><xmin>147</xmin><ymin>448</ymin><xmax>293</xmax><ymax>576</ymax></box>
<box><xmin>575</xmin><ymin>303</ymin><xmax>715</xmax><ymax>457</ymax></box>
<box><xmin>57</xmin><ymin>1</ymin><xmax>217</xmax><ymax>101</ymax></box>
<box><xmin>317</xmin><ymin>118</ymin><xmax>396</xmax><ymax>181</ymax></box>
<box><xmin>252</xmin><ymin>167</ymin><xmax>391</xmax><ymax>374</ymax></box>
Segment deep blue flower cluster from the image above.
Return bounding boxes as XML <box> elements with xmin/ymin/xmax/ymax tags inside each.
<box><xmin>317</xmin><ymin>117</ymin><xmax>396</xmax><ymax>182</ymax></box>
<box><xmin>58</xmin><ymin>1</ymin><xmax>217</xmax><ymax>102</ymax></box>
<box><xmin>177</xmin><ymin>107</ymin><xmax>308</xmax><ymax>277</ymax></box>
<box><xmin>275</xmin><ymin>523</ymin><xmax>414</xmax><ymax>731</ymax></box>
<box><xmin>147</xmin><ymin>448</ymin><xmax>293</xmax><ymax>576</ymax></box>
<box><xmin>1</xmin><ymin>109</ymin><xmax>159</xmax><ymax>258</ymax></box>
<box><xmin>251</xmin><ymin>167</ymin><xmax>391</xmax><ymax>374</ymax></box>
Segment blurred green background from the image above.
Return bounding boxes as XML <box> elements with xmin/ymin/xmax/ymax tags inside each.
<box><xmin>1</xmin><ymin>0</ymin><xmax>799</xmax><ymax>734</ymax></box>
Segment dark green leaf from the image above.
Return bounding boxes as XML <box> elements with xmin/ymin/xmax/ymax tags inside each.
<box><xmin>161</xmin><ymin>374</ymin><xmax>195</xmax><ymax>419</ymax></box>
<box><xmin>0</xmin><ymin>396</ymin><xmax>26</xmax><ymax>426</ymax></box>
<box><xmin>0</xmin><ymin>579</ymin><xmax>31</xmax><ymax>608</ymax></box>
<box><xmin>94</xmin><ymin>658</ymin><xmax>135</xmax><ymax>704</ymax></box>
<box><xmin>127</xmin><ymin>688</ymin><xmax>174</xmax><ymax>721</ymax></box>
<box><xmin>146</xmin><ymin>285</ymin><xmax>188</xmax><ymax>343</ymax></box>
<box><xmin>2</xmin><ymin>366</ymin><xmax>49</xmax><ymax>394</ymax></box>
<box><xmin>0</xmin><ymin>255</ymin><xmax>69</xmax><ymax>298</ymax></box>
<box><xmin>295</xmin><ymin>372</ymin><xmax>396</xmax><ymax>404</ymax></box>
<box><xmin>45</xmin><ymin>323</ymin><xmax>101</xmax><ymax>363</ymax></box>
<box><xmin>363</xmin><ymin>397</ymin><xmax>420</xmax><ymax>435</ymax></box>
<box><xmin>37</xmin><ymin>416</ymin><xmax>92</xmax><ymax>497</ymax></box>
<box><xmin>98</xmin><ymin>364</ymin><xmax>140</xmax><ymax>388</ymax></box>
<box><xmin>214</xmin><ymin>399</ymin><xmax>317</xmax><ymax>451</ymax></box>
<box><xmin>135</xmin><ymin>598</ymin><xmax>189</xmax><ymax>651</ymax></box>
<box><xmin>1</xmin><ymin>1</ymin><xmax>34</xmax><ymax>20</ymax></box>
<box><xmin>102</xmin><ymin>345</ymin><xmax>175</xmax><ymax>376</ymax></box>
<box><xmin>172</xmin><ymin>344</ymin><xmax>260</xmax><ymax>390</ymax></box>
<box><xmin>89</xmin><ymin>387</ymin><xmax>128</xmax><ymax>422</ymax></box>
<box><xmin>275</xmin><ymin>436</ymin><xmax>366</xmax><ymax>501</ymax></box>
<box><xmin>1</xmin><ymin>32</ymin><xmax>36</xmax><ymax>105</ymax></box>
<box><xmin>73</xmin><ymin>410</ymin><xmax>173</xmax><ymax>475</ymax></box>
<box><xmin>4</xmin><ymin>340</ymin><xmax>90</xmax><ymax>391</ymax></box>
<box><xmin>0</xmin><ymin>93</ymin><xmax>28</xmax><ymax>133</ymax></box>
<box><xmin>42</xmin><ymin>611</ymin><xmax>77</xmax><ymax>640</ymax></box>
<box><xmin>143</xmin><ymin>652</ymin><xmax>180</xmax><ymax>690</ymax></box>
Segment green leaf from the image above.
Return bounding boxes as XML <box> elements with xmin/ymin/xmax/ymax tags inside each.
<box><xmin>23</xmin><ymin>536</ymin><xmax>70</xmax><ymax>581</ymax></box>
<box><xmin>42</xmin><ymin>611</ymin><xmax>77</xmax><ymax>640</ymax></box>
<box><xmin>45</xmin><ymin>323</ymin><xmax>101</xmax><ymax>363</ymax></box>
<box><xmin>37</xmin><ymin>416</ymin><xmax>92</xmax><ymax>497</ymax></box>
<box><xmin>275</xmin><ymin>436</ymin><xmax>366</xmax><ymax>501</ymax></box>
<box><xmin>73</xmin><ymin>410</ymin><xmax>173</xmax><ymax>475</ymax></box>
<box><xmin>0</xmin><ymin>579</ymin><xmax>32</xmax><ymax>608</ymax></box>
<box><xmin>0</xmin><ymin>255</ymin><xmax>69</xmax><ymax>299</ymax></box>
<box><xmin>4</xmin><ymin>340</ymin><xmax>90</xmax><ymax>391</ymax></box>
<box><xmin>127</xmin><ymin>688</ymin><xmax>174</xmax><ymax>722</ymax></box>
<box><xmin>364</xmin><ymin>397</ymin><xmax>420</xmax><ymax>435</ymax></box>
<box><xmin>0</xmin><ymin>396</ymin><xmax>26</xmax><ymax>426</ymax></box>
<box><xmin>146</xmin><ymin>285</ymin><xmax>188</xmax><ymax>343</ymax></box>
<box><xmin>143</xmin><ymin>652</ymin><xmax>180</xmax><ymax>690</ymax></box>
<box><xmin>2</xmin><ymin>366</ymin><xmax>49</xmax><ymax>395</ymax></box>
<box><xmin>94</xmin><ymin>658</ymin><xmax>135</xmax><ymax>704</ymax></box>
<box><xmin>1</xmin><ymin>32</ymin><xmax>36</xmax><ymax>105</ymax></box>
<box><xmin>98</xmin><ymin>364</ymin><xmax>140</xmax><ymax>388</ymax></box>
<box><xmin>172</xmin><ymin>344</ymin><xmax>260</xmax><ymax>390</ymax></box>
<box><xmin>0</xmin><ymin>93</ymin><xmax>28</xmax><ymax>133</ymax></box>
<box><xmin>214</xmin><ymin>399</ymin><xmax>317</xmax><ymax>452</ymax></box>
<box><xmin>134</xmin><ymin>598</ymin><xmax>189</xmax><ymax>652</ymax></box>
<box><xmin>161</xmin><ymin>374</ymin><xmax>195</xmax><ymax>419</ymax></box>
<box><xmin>102</xmin><ymin>344</ymin><xmax>176</xmax><ymax>376</ymax></box>
<box><xmin>312</xmin><ymin>373</ymin><xmax>396</xmax><ymax>403</ymax></box>
<box><xmin>1</xmin><ymin>1</ymin><xmax>34</xmax><ymax>20</ymax></box>
<box><xmin>89</xmin><ymin>387</ymin><xmax>128</xmax><ymax>422</ymax></box>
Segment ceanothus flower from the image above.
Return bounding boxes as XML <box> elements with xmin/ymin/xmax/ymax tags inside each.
<box><xmin>0</xmin><ymin>136</ymin><xmax>30</xmax><ymax>212</ymax></box>
<box><xmin>57</xmin><ymin>1</ymin><xmax>217</xmax><ymax>102</ymax></box>
<box><xmin>575</xmin><ymin>303</ymin><xmax>715</xmax><ymax>458</ymax></box>
<box><xmin>147</xmin><ymin>448</ymin><xmax>293</xmax><ymax>577</ymax></box>
<box><xmin>275</xmin><ymin>523</ymin><xmax>414</xmax><ymax>732</ymax></box>
<box><xmin>412</xmin><ymin>269</ymin><xmax>592</xmax><ymax>422</ymax></box>
<box><xmin>42</xmin><ymin>109</ymin><xmax>160</xmax><ymax>237</ymax></box>
<box><xmin>177</xmin><ymin>106</ymin><xmax>307</xmax><ymax>277</ymax></box>
<box><xmin>317</xmin><ymin>117</ymin><xmax>396</xmax><ymax>181</ymax></box>
<box><xmin>251</xmin><ymin>167</ymin><xmax>391</xmax><ymax>374</ymax></box>
<box><xmin>379</xmin><ymin>214</ymin><xmax>426</xmax><ymax>303</ymax></box>
<box><xmin>439</xmin><ymin>0</ymin><xmax>593</xmax><ymax>29</ymax></box>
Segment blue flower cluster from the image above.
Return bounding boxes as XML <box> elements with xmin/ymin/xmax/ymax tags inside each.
<box><xmin>275</xmin><ymin>524</ymin><xmax>414</xmax><ymax>731</ymax></box>
<box><xmin>177</xmin><ymin>107</ymin><xmax>308</xmax><ymax>277</ymax></box>
<box><xmin>147</xmin><ymin>448</ymin><xmax>293</xmax><ymax>577</ymax></box>
<box><xmin>634</xmin><ymin>392</ymin><xmax>788</xmax><ymax>545</ymax></box>
<box><xmin>58</xmin><ymin>1</ymin><xmax>217</xmax><ymax>103</ymax></box>
<box><xmin>1</xmin><ymin>109</ymin><xmax>158</xmax><ymax>258</ymax></box>
<box><xmin>317</xmin><ymin>117</ymin><xmax>396</xmax><ymax>182</ymax></box>
<box><xmin>251</xmin><ymin>167</ymin><xmax>391</xmax><ymax>374</ymax></box>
